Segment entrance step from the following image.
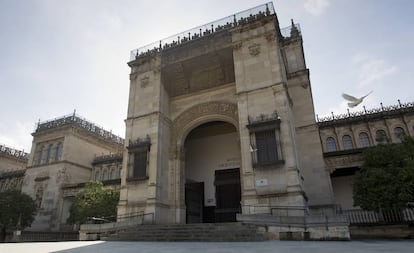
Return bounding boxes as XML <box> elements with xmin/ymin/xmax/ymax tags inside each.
<box><xmin>104</xmin><ymin>222</ymin><xmax>266</xmax><ymax>242</ymax></box>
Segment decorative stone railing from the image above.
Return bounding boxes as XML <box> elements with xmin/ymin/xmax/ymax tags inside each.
<box><xmin>35</xmin><ymin>112</ymin><xmax>124</xmax><ymax>145</ymax></box>
<box><xmin>317</xmin><ymin>100</ymin><xmax>414</xmax><ymax>126</ymax></box>
<box><xmin>0</xmin><ymin>144</ymin><xmax>29</xmax><ymax>160</ymax></box>
<box><xmin>129</xmin><ymin>2</ymin><xmax>276</xmax><ymax>60</ymax></box>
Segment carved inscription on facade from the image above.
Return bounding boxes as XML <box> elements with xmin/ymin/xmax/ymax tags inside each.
<box><xmin>172</xmin><ymin>102</ymin><xmax>238</xmax><ymax>133</ymax></box>
<box><xmin>325</xmin><ymin>154</ymin><xmax>363</xmax><ymax>172</ymax></box>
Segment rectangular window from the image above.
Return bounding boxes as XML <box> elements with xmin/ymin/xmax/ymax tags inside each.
<box><xmin>246</xmin><ymin>113</ymin><xmax>283</xmax><ymax>168</ymax></box>
<box><xmin>255</xmin><ymin>130</ymin><xmax>278</xmax><ymax>165</ymax></box>
<box><xmin>133</xmin><ymin>150</ymin><xmax>148</xmax><ymax>178</ymax></box>
<box><xmin>127</xmin><ymin>137</ymin><xmax>151</xmax><ymax>180</ymax></box>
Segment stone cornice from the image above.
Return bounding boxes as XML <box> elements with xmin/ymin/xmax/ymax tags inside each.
<box><xmin>92</xmin><ymin>153</ymin><xmax>123</xmax><ymax>166</ymax></box>
<box><xmin>323</xmin><ymin>148</ymin><xmax>365</xmax><ymax>158</ymax></box>
<box><xmin>235</xmin><ymin>81</ymin><xmax>285</xmax><ymax>96</ymax></box>
<box><xmin>0</xmin><ymin>169</ymin><xmax>25</xmax><ymax>179</ymax></box>
<box><xmin>26</xmin><ymin>160</ymin><xmax>92</xmax><ymax>171</ymax></box>
<box><xmin>287</xmin><ymin>69</ymin><xmax>309</xmax><ymax>80</ymax></box>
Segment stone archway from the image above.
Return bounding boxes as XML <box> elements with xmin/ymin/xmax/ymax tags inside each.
<box><xmin>172</xmin><ymin>102</ymin><xmax>239</xmax><ymax>144</ymax></box>
<box><xmin>169</xmin><ymin>101</ymin><xmax>239</xmax><ymax>223</ymax></box>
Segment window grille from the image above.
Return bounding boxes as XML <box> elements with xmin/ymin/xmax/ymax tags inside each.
<box><xmin>127</xmin><ymin>136</ymin><xmax>151</xmax><ymax>179</ymax></box>
<box><xmin>246</xmin><ymin>112</ymin><xmax>283</xmax><ymax>168</ymax></box>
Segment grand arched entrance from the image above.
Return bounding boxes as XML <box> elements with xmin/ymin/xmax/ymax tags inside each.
<box><xmin>184</xmin><ymin>121</ymin><xmax>241</xmax><ymax>223</ymax></box>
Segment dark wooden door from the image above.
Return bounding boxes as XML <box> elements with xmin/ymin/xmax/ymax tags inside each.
<box><xmin>215</xmin><ymin>168</ymin><xmax>241</xmax><ymax>222</ymax></box>
<box><xmin>185</xmin><ymin>182</ymin><xmax>204</xmax><ymax>223</ymax></box>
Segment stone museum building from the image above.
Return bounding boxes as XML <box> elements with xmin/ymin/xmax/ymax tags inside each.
<box><xmin>1</xmin><ymin>2</ymin><xmax>413</xmax><ymax>235</ymax></box>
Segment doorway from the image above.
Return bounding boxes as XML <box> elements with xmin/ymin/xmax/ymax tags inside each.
<box><xmin>185</xmin><ymin>182</ymin><xmax>204</xmax><ymax>223</ymax></box>
<box><xmin>184</xmin><ymin>121</ymin><xmax>241</xmax><ymax>223</ymax></box>
<box><xmin>214</xmin><ymin>168</ymin><xmax>241</xmax><ymax>222</ymax></box>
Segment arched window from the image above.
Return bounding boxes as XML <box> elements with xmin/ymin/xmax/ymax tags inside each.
<box><xmin>342</xmin><ymin>135</ymin><xmax>353</xmax><ymax>150</ymax></box>
<box><xmin>103</xmin><ymin>169</ymin><xmax>108</xmax><ymax>181</ymax></box>
<box><xmin>37</xmin><ymin>145</ymin><xmax>45</xmax><ymax>165</ymax></box>
<box><xmin>326</xmin><ymin>137</ymin><xmax>337</xmax><ymax>152</ymax></box>
<box><xmin>55</xmin><ymin>143</ymin><xmax>63</xmax><ymax>161</ymax></box>
<box><xmin>95</xmin><ymin>170</ymin><xmax>100</xmax><ymax>181</ymax></box>
<box><xmin>46</xmin><ymin>144</ymin><xmax>54</xmax><ymax>163</ymax></box>
<box><xmin>359</xmin><ymin>132</ymin><xmax>371</xmax><ymax>148</ymax></box>
<box><xmin>111</xmin><ymin>168</ymin><xmax>116</xmax><ymax>180</ymax></box>
<box><xmin>375</xmin><ymin>129</ymin><xmax>388</xmax><ymax>144</ymax></box>
<box><xmin>394</xmin><ymin>127</ymin><xmax>405</xmax><ymax>142</ymax></box>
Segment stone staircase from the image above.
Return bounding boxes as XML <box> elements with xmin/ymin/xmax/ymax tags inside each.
<box><xmin>104</xmin><ymin>222</ymin><xmax>266</xmax><ymax>242</ymax></box>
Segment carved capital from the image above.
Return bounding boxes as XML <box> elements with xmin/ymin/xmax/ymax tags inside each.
<box><xmin>169</xmin><ymin>145</ymin><xmax>178</xmax><ymax>159</ymax></box>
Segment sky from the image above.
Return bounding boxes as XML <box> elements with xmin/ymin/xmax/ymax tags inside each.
<box><xmin>0</xmin><ymin>0</ymin><xmax>413</xmax><ymax>151</ymax></box>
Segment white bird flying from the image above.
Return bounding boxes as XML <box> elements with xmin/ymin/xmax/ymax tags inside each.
<box><xmin>342</xmin><ymin>91</ymin><xmax>373</xmax><ymax>108</ymax></box>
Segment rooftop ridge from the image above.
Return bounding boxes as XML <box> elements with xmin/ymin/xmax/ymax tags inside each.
<box><xmin>35</xmin><ymin>112</ymin><xmax>124</xmax><ymax>145</ymax></box>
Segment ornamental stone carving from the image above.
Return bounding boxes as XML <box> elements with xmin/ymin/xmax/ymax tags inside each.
<box><xmin>141</xmin><ymin>76</ymin><xmax>150</xmax><ymax>87</ymax></box>
<box><xmin>56</xmin><ymin>168</ymin><xmax>70</xmax><ymax>184</ymax></box>
<box><xmin>248</xmin><ymin>43</ymin><xmax>261</xmax><ymax>56</ymax></box>
<box><xmin>172</xmin><ymin>102</ymin><xmax>238</xmax><ymax>134</ymax></box>
<box><xmin>325</xmin><ymin>154</ymin><xmax>363</xmax><ymax>172</ymax></box>
<box><xmin>265</xmin><ymin>32</ymin><xmax>275</xmax><ymax>42</ymax></box>
<box><xmin>233</xmin><ymin>42</ymin><xmax>243</xmax><ymax>51</ymax></box>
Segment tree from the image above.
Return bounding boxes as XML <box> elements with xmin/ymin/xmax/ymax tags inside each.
<box><xmin>67</xmin><ymin>181</ymin><xmax>119</xmax><ymax>224</ymax></box>
<box><xmin>353</xmin><ymin>137</ymin><xmax>414</xmax><ymax>212</ymax></box>
<box><xmin>0</xmin><ymin>190</ymin><xmax>37</xmax><ymax>242</ymax></box>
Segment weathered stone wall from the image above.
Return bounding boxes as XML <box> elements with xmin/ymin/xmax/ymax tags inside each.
<box><xmin>23</xmin><ymin>125</ymin><xmax>122</xmax><ymax>231</ymax></box>
<box><xmin>232</xmin><ymin>17</ymin><xmax>305</xmax><ymax>208</ymax></box>
<box><xmin>283</xmin><ymin>35</ymin><xmax>335</xmax><ymax>208</ymax></box>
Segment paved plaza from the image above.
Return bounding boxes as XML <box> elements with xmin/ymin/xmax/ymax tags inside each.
<box><xmin>1</xmin><ymin>240</ymin><xmax>414</xmax><ymax>253</ymax></box>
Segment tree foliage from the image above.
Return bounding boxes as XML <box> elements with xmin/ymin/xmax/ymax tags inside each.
<box><xmin>0</xmin><ymin>190</ymin><xmax>37</xmax><ymax>241</ymax></box>
<box><xmin>67</xmin><ymin>181</ymin><xmax>119</xmax><ymax>224</ymax></box>
<box><xmin>353</xmin><ymin>137</ymin><xmax>414</xmax><ymax>211</ymax></box>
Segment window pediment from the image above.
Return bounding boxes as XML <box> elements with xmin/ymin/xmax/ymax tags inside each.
<box><xmin>247</xmin><ymin>112</ymin><xmax>280</xmax><ymax>132</ymax></box>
